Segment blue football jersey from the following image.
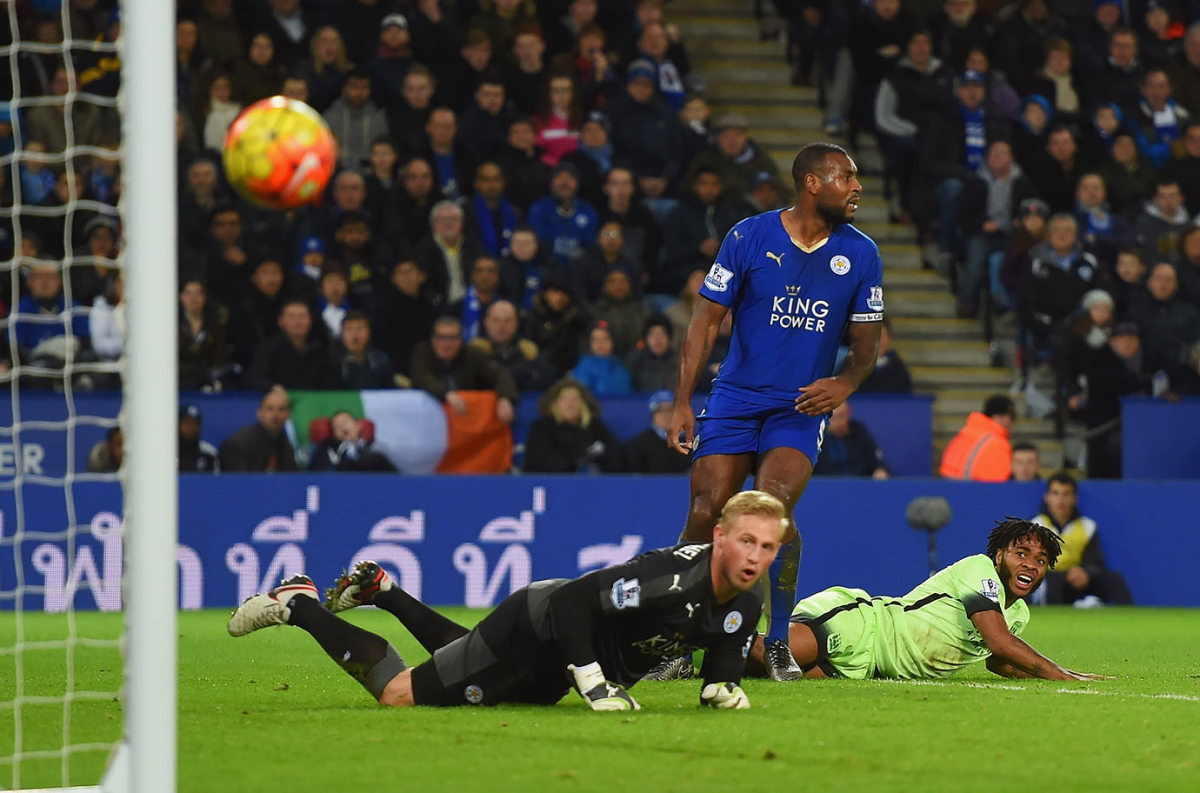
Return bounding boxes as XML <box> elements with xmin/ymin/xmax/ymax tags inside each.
<box><xmin>698</xmin><ymin>210</ymin><xmax>884</xmax><ymax>404</ymax></box>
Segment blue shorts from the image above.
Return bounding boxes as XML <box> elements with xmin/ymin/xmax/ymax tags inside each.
<box><xmin>693</xmin><ymin>389</ymin><xmax>827</xmax><ymax>465</ymax></box>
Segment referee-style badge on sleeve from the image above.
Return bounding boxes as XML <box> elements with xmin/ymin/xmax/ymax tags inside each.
<box><xmin>980</xmin><ymin>578</ymin><xmax>1001</xmax><ymax>603</ymax></box>
<box><xmin>704</xmin><ymin>261</ymin><xmax>734</xmax><ymax>292</ymax></box>
<box><xmin>868</xmin><ymin>286</ymin><xmax>884</xmax><ymax>312</ymax></box>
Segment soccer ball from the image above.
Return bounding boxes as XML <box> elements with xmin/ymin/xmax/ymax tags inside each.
<box><xmin>222</xmin><ymin>96</ymin><xmax>336</xmax><ymax>210</ymax></box>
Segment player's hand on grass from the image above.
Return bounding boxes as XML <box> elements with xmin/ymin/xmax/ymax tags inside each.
<box><xmin>668</xmin><ymin>402</ymin><xmax>695</xmax><ymax>454</ymax></box>
<box><xmin>700</xmin><ymin>682</ymin><xmax>750</xmax><ymax>710</ymax></box>
<box><xmin>1066</xmin><ymin>670</ymin><xmax>1114</xmax><ymax>681</ymax></box>
<box><xmin>795</xmin><ymin>376</ymin><xmax>854</xmax><ymax>415</ymax></box>
<box><xmin>569</xmin><ymin>662</ymin><xmax>641</xmax><ymax>711</ymax></box>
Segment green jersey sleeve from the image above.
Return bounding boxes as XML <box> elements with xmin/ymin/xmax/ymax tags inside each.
<box><xmin>947</xmin><ymin>554</ymin><xmax>1006</xmax><ymax>617</ymax></box>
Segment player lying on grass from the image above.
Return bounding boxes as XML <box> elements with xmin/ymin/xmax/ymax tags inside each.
<box><xmin>228</xmin><ymin>490</ymin><xmax>786</xmax><ymax>710</ymax></box>
<box><xmin>743</xmin><ymin>519</ymin><xmax>1110</xmax><ymax>682</ymax></box>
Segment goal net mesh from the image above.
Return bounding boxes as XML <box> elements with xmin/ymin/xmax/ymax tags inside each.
<box><xmin>1</xmin><ymin>1</ymin><xmax>126</xmax><ymax>788</ymax></box>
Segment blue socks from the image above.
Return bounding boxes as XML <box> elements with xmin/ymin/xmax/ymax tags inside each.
<box><xmin>764</xmin><ymin>537</ymin><xmax>802</xmax><ymax>644</ymax></box>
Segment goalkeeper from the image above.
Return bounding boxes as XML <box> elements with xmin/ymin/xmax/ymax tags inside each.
<box><xmin>745</xmin><ymin>519</ymin><xmax>1109</xmax><ymax>682</ymax></box>
<box><xmin>228</xmin><ymin>491</ymin><xmax>786</xmax><ymax>710</ymax></box>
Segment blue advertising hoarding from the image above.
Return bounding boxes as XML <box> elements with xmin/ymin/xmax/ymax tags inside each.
<box><xmin>3</xmin><ymin>475</ymin><xmax>1197</xmax><ymax>611</ymax></box>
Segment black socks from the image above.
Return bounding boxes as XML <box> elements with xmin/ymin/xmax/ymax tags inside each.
<box><xmin>287</xmin><ymin>596</ymin><xmax>406</xmax><ymax>700</ymax></box>
<box><xmin>371</xmin><ymin>587</ymin><xmax>470</xmax><ymax>654</ymax></box>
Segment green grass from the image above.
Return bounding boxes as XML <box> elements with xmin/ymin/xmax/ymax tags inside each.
<box><xmin>3</xmin><ymin>607</ymin><xmax>1199</xmax><ymax>792</ymax></box>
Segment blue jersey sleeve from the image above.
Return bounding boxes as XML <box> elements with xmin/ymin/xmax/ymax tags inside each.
<box><xmin>849</xmin><ymin>239</ymin><xmax>884</xmax><ymax>322</ymax></box>
<box><xmin>698</xmin><ymin>222</ymin><xmax>750</xmax><ymax>308</ymax></box>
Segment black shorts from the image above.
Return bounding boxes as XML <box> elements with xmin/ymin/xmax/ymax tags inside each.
<box><xmin>409</xmin><ymin>587</ymin><xmax>572</xmax><ymax>707</ymax></box>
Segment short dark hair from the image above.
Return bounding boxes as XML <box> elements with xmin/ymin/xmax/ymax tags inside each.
<box><xmin>433</xmin><ymin>313</ymin><xmax>462</xmax><ymax>330</ymax></box>
<box><xmin>1155</xmin><ymin>175</ymin><xmax>1182</xmax><ymax>192</ymax></box>
<box><xmin>986</xmin><ymin>518</ymin><xmax>1064</xmax><ymax>569</ymax></box>
<box><xmin>1012</xmin><ymin>442</ymin><xmax>1039</xmax><ymax>454</ymax></box>
<box><xmin>791</xmin><ymin>142</ymin><xmax>850</xmax><ymax>189</ymax></box>
<box><xmin>472</xmin><ymin>255</ymin><xmax>499</xmax><ymax>273</ymax></box>
<box><xmin>320</xmin><ymin>265</ymin><xmax>347</xmax><ymax>282</ymax></box>
<box><xmin>209</xmin><ymin>202</ymin><xmax>240</xmax><ymax>222</ymax></box>
<box><xmin>982</xmin><ymin>394</ymin><xmax>1015</xmax><ymax>418</ymax></box>
<box><xmin>1046</xmin><ymin>471</ymin><xmax>1077</xmax><ymax>493</ymax></box>
<box><xmin>279</xmin><ymin>297</ymin><xmax>311</xmax><ymax>315</ymax></box>
<box><xmin>343</xmin><ymin>309</ymin><xmax>370</xmax><ymax>327</ymax></box>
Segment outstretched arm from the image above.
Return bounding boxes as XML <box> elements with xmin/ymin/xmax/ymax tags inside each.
<box><xmin>669</xmin><ymin>297</ymin><xmax>728</xmax><ymax>453</ymax></box>
<box><xmin>795</xmin><ymin>321</ymin><xmax>880</xmax><ymax>416</ymax></box>
<box><xmin>973</xmin><ymin>610</ymin><xmax>1109</xmax><ymax>681</ymax></box>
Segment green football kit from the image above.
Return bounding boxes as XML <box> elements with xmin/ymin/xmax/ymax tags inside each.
<box><xmin>790</xmin><ymin>554</ymin><xmax>1029</xmax><ymax>679</ymax></box>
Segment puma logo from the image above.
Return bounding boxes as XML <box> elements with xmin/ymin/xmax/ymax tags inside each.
<box><xmin>668</xmin><ymin>574</ymin><xmax>682</xmax><ymax>592</ymax></box>
<box><xmin>766</xmin><ymin>251</ymin><xmax>785</xmax><ymax>266</ymax></box>
<box><xmin>684</xmin><ymin>602</ymin><xmax>699</xmax><ymax>618</ymax></box>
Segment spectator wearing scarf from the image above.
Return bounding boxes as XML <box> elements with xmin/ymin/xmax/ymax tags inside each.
<box><xmin>466</xmin><ymin>162</ymin><xmax>520</xmax><ymax>258</ymax></box>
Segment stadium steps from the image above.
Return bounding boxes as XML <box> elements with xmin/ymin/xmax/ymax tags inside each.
<box><xmin>684</xmin><ymin>0</ymin><xmax>769</xmax><ymax>14</ymax></box>
<box><xmin>677</xmin><ymin>15</ymin><xmax>762</xmax><ymax>39</ymax></box>
<box><xmin>890</xmin><ymin>317</ymin><xmax>980</xmax><ymax>342</ymax></box>
<box><xmin>687</xmin><ymin>36</ymin><xmax>788</xmax><ymax>60</ymax></box>
<box><xmin>675</xmin><ymin>0</ymin><xmax>1034</xmax><ymax>471</ymax></box>
<box><xmin>690</xmin><ymin>59</ymin><xmax>795</xmax><ymax>86</ymax></box>
<box><xmin>893</xmin><ymin>340</ymin><xmax>992</xmax><ymax>368</ymax></box>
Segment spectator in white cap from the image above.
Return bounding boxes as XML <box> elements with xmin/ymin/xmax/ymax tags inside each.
<box><xmin>369</xmin><ymin>13</ymin><xmax>415</xmax><ymax>111</ymax></box>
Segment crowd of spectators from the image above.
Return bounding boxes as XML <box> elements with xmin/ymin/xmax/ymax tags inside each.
<box><xmin>765</xmin><ymin>0</ymin><xmax>1200</xmax><ymax>475</ymax></box>
<box><xmin>21</xmin><ymin>0</ymin><xmax>1200</xmax><ymax>478</ymax></box>
<box><xmin>2</xmin><ymin>0</ymin><xmax>861</xmax><ymax>449</ymax></box>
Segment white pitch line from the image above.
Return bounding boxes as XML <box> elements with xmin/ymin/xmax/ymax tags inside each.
<box><xmin>871</xmin><ymin>678</ymin><xmax>1199</xmax><ymax>702</ymax></box>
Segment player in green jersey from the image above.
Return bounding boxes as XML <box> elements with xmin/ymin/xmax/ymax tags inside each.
<box><xmin>746</xmin><ymin>519</ymin><xmax>1109</xmax><ymax>682</ymax></box>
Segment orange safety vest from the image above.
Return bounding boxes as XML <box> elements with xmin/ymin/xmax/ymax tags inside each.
<box><xmin>939</xmin><ymin>412</ymin><xmax>1012</xmax><ymax>481</ymax></box>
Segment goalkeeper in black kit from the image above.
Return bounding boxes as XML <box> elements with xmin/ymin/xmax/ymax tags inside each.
<box><xmin>228</xmin><ymin>490</ymin><xmax>786</xmax><ymax>710</ymax></box>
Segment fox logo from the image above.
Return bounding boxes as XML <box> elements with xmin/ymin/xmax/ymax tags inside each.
<box><xmin>766</xmin><ymin>251</ymin><xmax>785</xmax><ymax>267</ymax></box>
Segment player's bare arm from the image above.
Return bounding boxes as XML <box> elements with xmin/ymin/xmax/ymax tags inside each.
<box><xmin>796</xmin><ymin>320</ymin><xmax>880</xmax><ymax>416</ymax></box>
<box><xmin>669</xmin><ymin>296</ymin><xmax>728</xmax><ymax>453</ymax></box>
<box><xmin>972</xmin><ymin>609</ymin><xmax>1107</xmax><ymax>681</ymax></box>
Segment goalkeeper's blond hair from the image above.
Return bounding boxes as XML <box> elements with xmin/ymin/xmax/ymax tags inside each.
<box><xmin>719</xmin><ymin>490</ymin><xmax>787</xmax><ymax>537</ymax></box>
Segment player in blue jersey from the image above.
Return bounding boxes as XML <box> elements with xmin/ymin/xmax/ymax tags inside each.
<box><xmin>662</xmin><ymin>142</ymin><xmax>883</xmax><ymax>681</ymax></box>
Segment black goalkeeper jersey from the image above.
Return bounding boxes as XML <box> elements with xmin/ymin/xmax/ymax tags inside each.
<box><xmin>526</xmin><ymin>543</ymin><xmax>763</xmax><ymax>688</ymax></box>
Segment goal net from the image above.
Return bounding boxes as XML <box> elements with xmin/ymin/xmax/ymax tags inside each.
<box><xmin>1</xmin><ymin>0</ymin><xmax>176</xmax><ymax>790</ymax></box>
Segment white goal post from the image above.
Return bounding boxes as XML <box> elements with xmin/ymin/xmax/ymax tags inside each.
<box><xmin>118</xmin><ymin>0</ymin><xmax>179</xmax><ymax>790</ymax></box>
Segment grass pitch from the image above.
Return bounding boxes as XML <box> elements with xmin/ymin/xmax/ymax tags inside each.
<box><xmin>3</xmin><ymin>607</ymin><xmax>1199</xmax><ymax>792</ymax></box>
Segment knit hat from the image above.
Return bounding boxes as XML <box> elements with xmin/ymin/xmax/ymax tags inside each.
<box><xmin>1081</xmin><ymin>289</ymin><xmax>1115</xmax><ymax>311</ymax></box>
<box><xmin>625</xmin><ymin>58</ymin><xmax>656</xmax><ymax>83</ymax></box>
<box><xmin>648</xmin><ymin>390</ymin><xmax>673</xmax><ymax>412</ymax></box>
<box><xmin>1017</xmin><ymin>198</ymin><xmax>1051</xmax><ymax>218</ymax></box>
<box><xmin>381</xmin><ymin>13</ymin><xmax>408</xmax><ymax>30</ymax></box>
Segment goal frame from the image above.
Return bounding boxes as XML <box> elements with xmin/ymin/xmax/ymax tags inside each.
<box><xmin>116</xmin><ymin>0</ymin><xmax>179</xmax><ymax>790</ymax></box>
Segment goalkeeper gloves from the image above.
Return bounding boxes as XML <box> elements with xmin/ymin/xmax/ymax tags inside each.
<box><xmin>700</xmin><ymin>682</ymin><xmax>751</xmax><ymax>710</ymax></box>
<box><xmin>568</xmin><ymin>662</ymin><xmax>641</xmax><ymax>711</ymax></box>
